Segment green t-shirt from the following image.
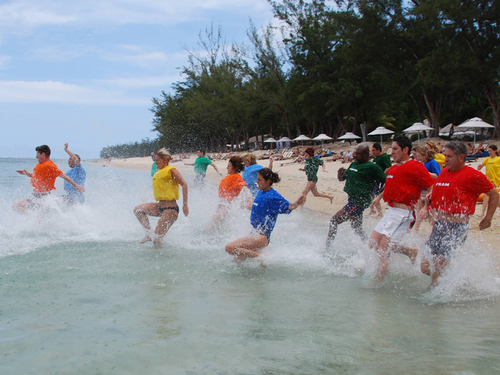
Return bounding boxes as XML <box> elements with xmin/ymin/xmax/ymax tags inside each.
<box><xmin>343</xmin><ymin>161</ymin><xmax>386</xmax><ymax>209</ymax></box>
<box><xmin>305</xmin><ymin>158</ymin><xmax>323</xmax><ymax>183</ymax></box>
<box><xmin>372</xmin><ymin>153</ymin><xmax>392</xmax><ymax>172</ymax></box>
<box><xmin>194</xmin><ymin>156</ymin><xmax>212</xmax><ymax>175</ymax></box>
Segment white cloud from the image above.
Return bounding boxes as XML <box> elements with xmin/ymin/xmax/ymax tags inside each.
<box><xmin>0</xmin><ymin>80</ymin><xmax>150</xmax><ymax>105</ymax></box>
<box><xmin>95</xmin><ymin>75</ymin><xmax>179</xmax><ymax>89</ymax></box>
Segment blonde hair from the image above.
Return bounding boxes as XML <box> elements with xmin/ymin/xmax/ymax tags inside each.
<box><xmin>413</xmin><ymin>145</ymin><xmax>435</xmax><ymax>161</ymax></box>
<box><xmin>426</xmin><ymin>141</ymin><xmax>440</xmax><ymax>153</ymax></box>
<box><xmin>243</xmin><ymin>154</ymin><xmax>257</xmax><ymax>165</ymax></box>
<box><xmin>156</xmin><ymin>148</ymin><xmax>172</xmax><ymax>161</ymax></box>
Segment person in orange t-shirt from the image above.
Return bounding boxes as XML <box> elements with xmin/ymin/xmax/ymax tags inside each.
<box><xmin>13</xmin><ymin>145</ymin><xmax>85</xmax><ymax>214</ymax></box>
<box><xmin>210</xmin><ymin>155</ymin><xmax>250</xmax><ymax>229</ymax></box>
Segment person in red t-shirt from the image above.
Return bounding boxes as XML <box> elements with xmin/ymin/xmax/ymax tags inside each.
<box><xmin>13</xmin><ymin>145</ymin><xmax>85</xmax><ymax>214</ymax></box>
<box><xmin>369</xmin><ymin>135</ymin><xmax>435</xmax><ymax>284</ymax></box>
<box><xmin>420</xmin><ymin>141</ymin><xmax>498</xmax><ymax>287</ymax></box>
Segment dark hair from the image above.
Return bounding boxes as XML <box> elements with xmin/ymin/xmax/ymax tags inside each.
<box><xmin>35</xmin><ymin>145</ymin><xmax>51</xmax><ymax>157</ymax></box>
<box><xmin>305</xmin><ymin>147</ymin><xmax>315</xmax><ymax>157</ymax></box>
<box><xmin>258</xmin><ymin>168</ymin><xmax>280</xmax><ymax>185</ymax></box>
<box><xmin>372</xmin><ymin>143</ymin><xmax>382</xmax><ymax>152</ymax></box>
<box><xmin>229</xmin><ymin>155</ymin><xmax>245</xmax><ymax>173</ymax></box>
<box><xmin>74</xmin><ymin>154</ymin><xmax>81</xmax><ymax>162</ymax></box>
<box><xmin>445</xmin><ymin>141</ymin><xmax>467</xmax><ymax>157</ymax></box>
<box><xmin>489</xmin><ymin>145</ymin><xmax>498</xmax><ymax>151</ymax></box>
<box><xmin>198</xmin><ymin>150</ymin><xmax>206</xmax><ymax>156</ymax></box>
<box><xmin>393</xmin><ymin>135</ymin><xmax>412</xmax><ymax>154</ymax></box>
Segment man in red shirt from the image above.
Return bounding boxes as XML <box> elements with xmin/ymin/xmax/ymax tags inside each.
<box><xmin>421</xmin><ymin>141</ymin><xmax>498</xmax><ymax>287</ymax></box>
<box><xmin>13</xmin><ymin>145</ymin><xmax>85</xmax><ymax>214</ymax></box>
<box><xmin>370</xmin><ymin>135</ymin><xmax>435</xmax><ymax>283</ymax></box>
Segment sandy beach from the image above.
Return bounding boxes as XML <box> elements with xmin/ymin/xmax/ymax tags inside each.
<box><xmin>95</xmin><ymin>145</ymin><xmax>500</xmax><ymax>271</ymax></box>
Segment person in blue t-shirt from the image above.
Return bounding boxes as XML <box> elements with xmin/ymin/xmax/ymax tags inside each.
<box><xmin>225</xmin><ymin>168</ymin><xmax>306</xmax><ymax>262</ymax></box>
<box><xmin>63</xmin><ymin>143</ymin><xmax>86</xmax><ymax>204</ymax></box>
<box><xmin>242</xmin><ymin>154</ymin><xmax>274</xmax><ymax>196</ymax></box>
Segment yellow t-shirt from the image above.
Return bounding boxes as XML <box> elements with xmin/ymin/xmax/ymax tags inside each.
<box><xmin>152</xmin><ymin>165</ymin><xmax>179</xmax><ymax>201</ymax></box>
<box><xmin>434</xmin><ymin>153</ymin><xmax>445</xmax><ymax>169</ymax></box>
<box><xmin>482</xmin><ymin>156</ymin><xmax>500</xmax><ymax>186</ymax></box>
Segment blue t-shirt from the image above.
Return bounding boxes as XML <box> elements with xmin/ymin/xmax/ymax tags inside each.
<box><xmin>424</xmin><ymin>159</ymin><xmax>441</xmax><ymax>177</ymax></box>
<box><xmin>242</xmin><ymin>164</ymin><xmax>264</xmax><ymax>196</ymax></box>
<box><xmin>64</xmin><ymin>164</ymin><xmax>86</xmax><ymax>203</ymax></box>
<box><xmin>250</xmin><ymin>188</ymin><xmax>291</xmax><ymax>237</ymax></box>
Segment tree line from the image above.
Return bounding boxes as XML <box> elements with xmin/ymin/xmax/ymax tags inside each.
<box><xmin>100</xmin><ymin>138</ymin><xmax>160</xmax><ymax>159</ymax></box>
<box><xmin>112</xmin><ymin>0</ymin><xmax>500</xmax><ymax>155</ymax></box>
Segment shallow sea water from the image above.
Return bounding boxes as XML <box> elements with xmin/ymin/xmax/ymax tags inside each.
<box><xmin>1</xmin><ymin>157</ymin><xmax>500</xmax><ymax>374</ymax></box>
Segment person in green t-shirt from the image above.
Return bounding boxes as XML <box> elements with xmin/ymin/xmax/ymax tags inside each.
<box><xmin>184</xmin><ymin>150</ymin><xmax>221</xmax><ymax>184</ymax></box>
<box><xmin>298</xmin><ymin>147</ymin><xmax>334</xmax><ymax>204</ymax></box>
<box><xmin>369</xmin><ymin>143</ymin><xmax>392</xmax><ymax>217</ymax></box>
<box><xmin>326</xmin><ymin>143</ymin><xmax>386</xmax><ymax>249</ymax></box>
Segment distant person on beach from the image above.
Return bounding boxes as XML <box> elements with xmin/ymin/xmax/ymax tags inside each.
<box><xmin>369</xmin><ymin>143</ymin><xmax>392</xmax><ymax>216</ymax></box>
<box><xmin>210</xmin><ymin>156</ymin><xmax>250</xmax><ymax>228</ymax></box>
<box><xmin>184</xmin><ymin>150</ymin><xmax>221</xmax><ymax>184</ymax></box>
<box><xmin>242</xmin><ymin>154</ymin><xmax>274</xmax><ymax>196</ymax></box>
<box><xmin>13</xmin><ymin>145</ymin><xmax>85</xmax><ymax>214</ymax></box>
<box><xmin>419</xmin><ymin>141</ymin><xmax>499</xmax><ymax>287</ymax></box>
<box><xmin>133</xmin><ymin>148</ymin><xmax>189</xmax><ymax>248</ymax></box>
<box><xmin>63</xmin><ymin>143</ymin><xmax>86</xmax><ymax>205</ymax></box>
<box><xmin>477</xmin><ymin>145</ymin><xmax>500</xmax><ymax>217</ymax></box>
<box><xmin>299</xmin><ymin>147</ymin><xmax>334</xmax><ymax>204</ymax></box>
<box><xmin>326</xmin><ymin>144</ymin><xmax>386</xmax><ymax>249</ymax></box>
<box><xmin>369</xmin><ymin>135</ymin><xmax>435</xmax><ymax>284</ymax></box>
<box><xmin>225</xmin><ymin>168</ymin><xmax>306</xmax><ymax>262</ymax></box>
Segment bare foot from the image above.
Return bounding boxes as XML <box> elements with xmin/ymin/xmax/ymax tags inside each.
<box><xmin>153</xmin><ymin>238</ymin><xmax>163</xmax><ymax>249</ymax></box>
<box><xmin>139</xmin><ymin>236</ymin><xmax>152</xmax><ymax>244</ymax></box>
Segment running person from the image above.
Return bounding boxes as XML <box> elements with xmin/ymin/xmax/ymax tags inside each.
<box><xmin>133</xmin><ymin>148</ymin><xmax>189</xmax><ymax>248</ymax></box>
<box><xmin>420</xmin><ymin>141</ymin><xmax>499</xmax><ymax>287</ymax></box>
<box><xmin>13</xmin><ymin>144</ymin><xmax>85</xmax><ymax>214</ymax></box>
<box><xmin>63</xmin><ymin>143</ymin><xmax>86</xmax><ymax>205</ymax></box>
<box><xmin>477</xmin><ymin>145</ymin><xmax>500</xmax><ymax>217</ymax></box>
<box><xmin>326</xmin><ymin>144</ymin><xmax>386</xmax><ymax>248</ymax></box>
<box><xmin>242</xmin><ymin>154</ymin><xmax>273</xmax><ymax>196</ymax></box>
<box><xmin>299</xmin><ymin>147</ymin><xmax>333</xmax><ymax>204</ymax></box>
<box><xmin>210</xmin><ymin>156</ymin><xmax>251</xmax><ymax>228</ymax></box>
<box><xmin>225</xmin><ymin>168</ymin><xmax>306</xmax><ymax>262</ymax></box>
<box><xmin>369</xmin><ymin>135</ymin><xmax>435</xmax><ymax>283</ymax></box>
<box><xmin>184</xmin><ymin>150</ymin><xmax>221</xmax><ymax>184</ymax></box>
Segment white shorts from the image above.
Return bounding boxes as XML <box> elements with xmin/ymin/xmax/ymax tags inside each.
<box><xmin>373</xmin><ymin>206</ymin><xmax>415</xmax><ymax>243</ymax></box>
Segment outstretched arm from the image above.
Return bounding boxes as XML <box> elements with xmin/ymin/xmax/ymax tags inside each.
<box><xmin>479</xmin><ymin>187</ymin><xmax>499</xmax><ymax>230</ymax></box>
<box><xmin>210</xmin><ymin>163</ymin><xmax>222</xmax><ymax>175</ymax></box>
<box><xmin>268</xmin><ymin>156</ymin><xmax>274</xmax><ymax>170</ymax></box>
<box><xmin>16</xmin><ymin>169</ymin><xmax>32</xmax><ymax>177</ymax></box>
<box><xmin>289</xmin><ymin>194</ymin><xmax>307</xmax><ymax>210</ymax></box>
<box><xmin>171</xmin><ymin>169</ymin><xmax>189</xmax><ymax>217</ymax></box>
<box><xmin>59</xmin><ymin>173</ymin><xmax>85</xmax><ymax>193</ymax></box>
<box><xmin>64</xmin><ymin>143</ymin><xmax>80</xmax><ymax>166</ymax></box>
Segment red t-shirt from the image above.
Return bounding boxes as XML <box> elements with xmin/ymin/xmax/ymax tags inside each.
<box><xmin>31</xmin><ymin>160</ymin><xmax>63</xmax><ymax>193</ymax></box>
<box><xmin>383</xmin><ymin>159</ymin><xmax>435</xmax><ymax>208</ymax></box>
<box><xmin>430</xmin><ymin>165</ymin><xmax>494</xmax><ymax>215</ymax></box>
<box><xmin>219</xmin><ymin>173</ymin><xmax>247</xmax><ymax>203</ymax></box>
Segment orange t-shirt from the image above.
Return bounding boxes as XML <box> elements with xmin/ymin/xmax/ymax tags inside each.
<box><xmin>31</xmin><ymin>160</ymin><xmax>63</xmax><ymax>193</ymax></box>
<box><xmin>218</xmin><ymin>173</ymin><xmax>247</xmax><ymax>203</ymax></box>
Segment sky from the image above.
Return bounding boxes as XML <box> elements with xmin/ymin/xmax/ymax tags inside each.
<box><xmin>0</xmin><ymin>0</ymin><xmax>275</xmax><ymax>159</ymax></box>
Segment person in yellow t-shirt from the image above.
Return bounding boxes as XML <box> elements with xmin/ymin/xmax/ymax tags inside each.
<box><xmin>477</xmin><ymin>145</ymin><xmax>500</xmax><ymax>216</ymax></box>
<box><xmin>133</xmin><ymin>148</ymin><xmax>189</xmax><ymax>248</ymax></box>
<box><xmin>426</xmin><ymin>141</ymin><xmax>445</xmax><ymax>169</ymax></box>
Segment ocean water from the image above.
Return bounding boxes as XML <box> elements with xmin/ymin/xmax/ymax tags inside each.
<box><xmin>1</xmin><ymin>157</ymin><xmax>500</xmax><ymax>374</ymax></box>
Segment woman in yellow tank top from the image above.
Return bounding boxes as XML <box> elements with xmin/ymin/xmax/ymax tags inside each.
<box><xmin>133</xmin><ymin>148</ymin><xmax>189</xmax><ymax>248</ymax></box>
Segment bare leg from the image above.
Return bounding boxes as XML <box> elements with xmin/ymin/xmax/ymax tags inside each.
<box><xmin>420</xmin><ymin>257</ymin><xmax>431</xmax><ymax>275</ymax></box>
<box><xmin>153</xmin><ymin>209</ymin><xmax>179</xmax><ymax>248</ymax></box>
<box><xmin>12</xmin><ymin>198</ymin><xmax>29</xmax><ymax>214</ymax></box>
<box><xmin>302</xmin><ymin>181</ymin><xmax>333</xmax><ymax>203</ymax></box>
<box><xmin>431</xmin><ymin>255</ymin><xmax>449</xmax><ymax>287</ymax></box>
<box><xmin>133</xmin><ymin>203</ymin><xmax>160</xmax><ymax>243</ymax></box>
<box><xmin>394</xmin><ymin>245</ymin><xmax>418</xmax><ymax>264</ymax></box>
<box><xmin>369</xmin><ymin>231</ymin><xmax>392</xmax><ymax>282</ymax></box>
<box><xmin>207</xmin><ymin>205</ymin><xmax>228</xmax><ymax>231</ymax></box>
<box><xmin>479</xmin><ymin>195</ymin><xmax>488</xmax><ymax>217</ymax></box>
<box><xmin>225</xmin><ymin>234</ymin><xmax>269</xmax><ymax>262</ymax></box>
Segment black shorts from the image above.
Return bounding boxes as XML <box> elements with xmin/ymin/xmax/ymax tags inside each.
<box><xmin>342</xmin><ymin>200</ymin><xmax>364</xmax><ymax>217</ymax></box>
<box><xmin>426</xmin><ymin>221</ymin><xmax>469</xmax><ymax>258</ymax></box>
<box><xmin>26</xmin><ymin>193</ymin><xmax>49</xmax><ymax>209</ymax></box>
<box><xmin>370</xmin><ymin>182</ymin><xmax>385</xmax><ymax>198</ymax></box>
<box><xmin>159</xmin><ymin>205</ymin><xmax>179</xmax><ymax>215</ymax></box>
